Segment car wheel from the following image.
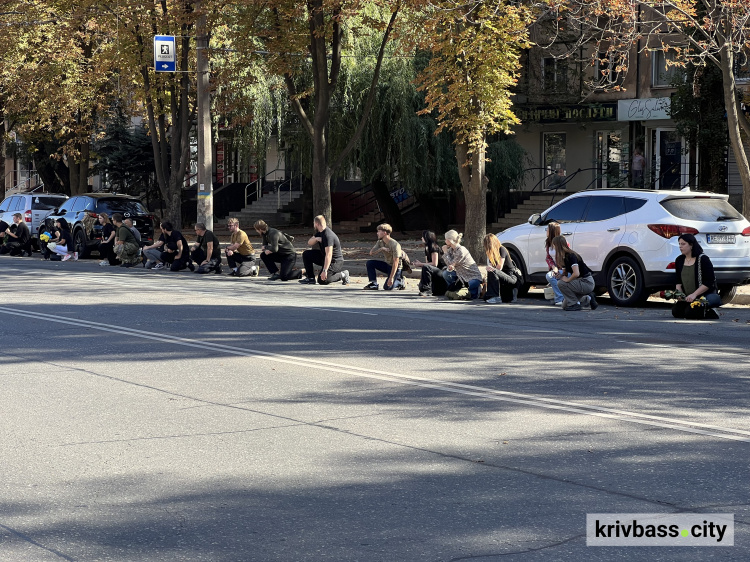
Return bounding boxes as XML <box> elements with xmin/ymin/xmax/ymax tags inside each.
<box><xmin>606</xmin><ymin>256</ymin><xmax>645</xmax><ymax>307</ymax></box>
<box><xmin>74</xmin><ymin>229</ymin><xmax>89</xmax><ymax>259</ymax></box>
<box><xmin>508</xmin><ymin>249</ymin><xmax>530</xmax><ymax>297</ymax></box>
<box><xmin>718</xmin><ymin>284</ymin><xmax>738</xmax><ymax>305</ymax></box>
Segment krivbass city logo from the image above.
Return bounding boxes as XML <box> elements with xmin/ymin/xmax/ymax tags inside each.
<box><xmin>586</xmin><ymin>513</ymin><xmax>734</xmax><ymax>546</ymax></box>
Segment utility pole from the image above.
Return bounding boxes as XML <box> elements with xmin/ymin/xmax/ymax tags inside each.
<box><xmin>196</xmin><ymin>0</ymin><xmax>213</xmax><ymax>230</ymax></box>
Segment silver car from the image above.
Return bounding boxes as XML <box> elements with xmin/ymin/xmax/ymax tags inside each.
<box><xmin>0</xmin><ymin>193</ymin><xmax>69</xmax><ymax>248</ymax></box>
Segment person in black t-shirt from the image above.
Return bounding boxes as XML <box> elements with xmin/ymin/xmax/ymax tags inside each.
<box><xmin>157</xmin><ymin>222</ymin><xmax>192</xmax><ymax>271</ymax></box>
<box><xmin>97</xmin><ymin>213</ymin><xmax>119</xmax><ymax>266</ymax></box>
<box><xmin>551</xmin><ymin>235</ymin><xmax>598</xmax><ymax>311</ymax></box>
<box><xmin>482</xmin><ymin>234</ymin><xmax>519</xmax><ymax>304</ymax></box>
<box><xmin>300</xmin><ymin>215</ymin><xmax>349</xmax><ymax>285</ymax></box>
<box><xmin>190</xmin><ymin>223</ymin><xmax>222</xmax><ymax>274</ymax></box>
<box><xmin>0</xmin><ymin>213</ymin><xmax>32</xmax><ymax>256</ymax></box>
<box><xmin>254</xmin><ymin>220</ymin><xmax>302</xmax><ymax>281</ymax></box>
<box><xmin>49</xmin><ymin>218</ymin><xmax>77</xmax><ymax>261</ymax></box>
<box><xmin>414</xmin><ymin>230</ymin><xmax>447</xmax><ymax>296</ymax></box>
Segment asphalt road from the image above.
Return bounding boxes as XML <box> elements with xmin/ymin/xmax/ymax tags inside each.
<box><xmin>1</xmin><ymin>256</ymin><xmax>749</xmax><ymax>561</ymax></box>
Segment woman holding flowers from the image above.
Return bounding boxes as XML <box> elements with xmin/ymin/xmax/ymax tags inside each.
<box><xmin>672</xmin><ymin>233</ymin><xmax>721</xmax><ymax>319</ymax></box>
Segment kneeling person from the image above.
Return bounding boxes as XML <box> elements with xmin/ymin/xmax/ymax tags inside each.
<box><xmin>112</xmin><ymin>213</ymin><xmax>141</xmax><ymax>267</ymax></box>
<box><xmin>225</xmin><ymin>218</ymin><xmax>257</xmax><ymax>276</ymax></box>
<box><xmin>255</xmin><ymin>220</ymin><xmax>302</xmax><ymax>281</ymax></box>
<box><xmin>363</xmin><ymin>223</ymin><xmax>404</xmax><ymax>290</ymax></box>
<box><xmin>300</xmin><ymin>215</ymin><xmax>349</xmax><ymax>285</ymax></box>
<box><xmin>191</xmin><ymin>223</ymin><xmax>222</xmax><ymax>274</ymax></box>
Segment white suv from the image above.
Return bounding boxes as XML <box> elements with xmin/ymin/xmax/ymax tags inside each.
<box><xmin>496</xmin><ymin>189</ymin><xmax>750</xmax><ymax>306</ymax></box>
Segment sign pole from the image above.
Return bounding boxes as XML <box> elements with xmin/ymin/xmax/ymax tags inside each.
<box><xmin>196</xmin><ymin>0</ymin><xmax>213</xmax><ymax>230</ymax></box>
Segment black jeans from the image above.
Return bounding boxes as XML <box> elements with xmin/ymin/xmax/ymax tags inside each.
<box><xmin>485</xmin><ymin>269</ymin><xmax>518</xmax><ymax>301</ymax></box>
<box><xmin>227</xmin><ymin>252</ymin><xmax>254</xmax><ymax>270</ymax></box>
<box><xmin>0</xmin><ymin>241</ymin><xmax>31</xmax><ymax>256</ymax></box>
<box><xmin>418</xmin><ymin>264</ymin><xmax>447</xmax><ymax>296</ymax></box>
<box><xmin>302</xmin><ymin>249</ymin><xmax>345</xmax><ymax>283</ymax></box>
<box><xmin>260</xmin><ymin>251</ymin><xmax>301</xmax><ymax>280</ymax></box>
<box><xmin>99</xmin><ymin>241</ymin><xmax>119</xmax><ymax>265</ymax></box>
<box><xmin>160</xmin><ymin>250</ymin><xmax>192</xmax><ymax>271</ymax></box>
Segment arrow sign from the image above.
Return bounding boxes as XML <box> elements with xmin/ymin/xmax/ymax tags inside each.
<box><xmin>154</xmin><ymin>35</ymin><xmax>176</xmax><ymax>72</ymax></box>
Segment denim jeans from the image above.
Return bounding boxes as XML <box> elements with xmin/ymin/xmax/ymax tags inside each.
<box><xmin>546</xmin><ymin>270</ymin><xmax>564</xmax><ymax>303</ymax></box>
<box><xmin>366</xmin><ymin>260</ymin><xmax>403</xmax><ymax>290</ymax></box>
<box><xmin>441</xmin><ymin>270</ymin><xmax>481</xmax><ymax>299</ymax></box>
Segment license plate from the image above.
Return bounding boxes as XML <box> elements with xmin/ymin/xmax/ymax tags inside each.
<box><xmin>132</xmin><ymin>220</ymin><xmax>137</xmax><ymax>226</ymax></box>
<box><xmin>706</xmin><ymin>234</ymin><xmax>735</xmax><ymax>244</ymax></box>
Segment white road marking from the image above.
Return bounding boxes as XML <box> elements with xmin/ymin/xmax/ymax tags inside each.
<box><xmin>1</xmin><ymin>305</ymin><xmax>749</xmax><ymax>444</ymax></box>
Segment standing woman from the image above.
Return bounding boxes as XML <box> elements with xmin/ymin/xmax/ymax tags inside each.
<box><xmin>483</xmin><ymin>234</ymin><xmax>518</xmax><ymax>304</ymax></box>
<box><xmin>51</xmin><ymin>218</ymin><xmax>77</xmax><ymax>261</ymax></box>
<box><xmin>544</xmin><ymin>222</ymin><xmax>565</xmax><ymax>305</ymax></box>
<box><xmin>441</xmin><ymin>230</ymin><xmax>482</xmax><ymax>299</ymax></box>
<box><xmin>414</xmin><ymin>230</ymin><xmax>446</xmax><ymax>296</ymax></box>
<box><xmin>552</xmin><ymin>235</ymin><xmax>597</xmax><ymax>311</ymax></box>
<box><xmin>672</xmin><ymin>233</ymin><xmax>721</xmax><ymax>319</ymax></box>
<box><xmin>97</xmin><ymin>213</ymin><xmax>118</xmax><ymax>266</ymax></box>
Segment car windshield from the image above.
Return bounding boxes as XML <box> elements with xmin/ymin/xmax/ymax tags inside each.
<box><xmin>661</xmin><ymin>198</ymin><xmax>743</xmax><ymax>222</ymax></box>
<box><xmin>96</xmin><ymin>199</ymin><xmax>148</xmax><ymax>215</ymax></box>
<box><xmin>32</xmin><ymin>196</ymin><xmax>66</xmax><ymax>210</ymax></box>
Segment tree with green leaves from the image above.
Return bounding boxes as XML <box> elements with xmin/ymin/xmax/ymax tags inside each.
<box><xmin>230</xmin><ymin>1</ymin><xmax>414</xmax><ymax>223</ymax></box>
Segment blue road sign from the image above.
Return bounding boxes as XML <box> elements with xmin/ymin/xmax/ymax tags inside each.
<box><xmin>154</xmin><ymin>35</ymin><xmax>176</xmax><ymax>72</ymax></box>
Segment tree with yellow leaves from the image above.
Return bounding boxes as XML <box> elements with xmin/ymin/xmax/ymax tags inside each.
<box><xmin>417</xmin><ymin>1</ymin><xmax>534</xmax><ymax>258</ymax></box>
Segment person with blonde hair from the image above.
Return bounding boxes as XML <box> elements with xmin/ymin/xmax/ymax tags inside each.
<box><xmin>442</xmin><ymin>230</ymin><xmax>482</xmax><ymax>300</ymax></box>
<box><xmin>363</xmin><ymin>223</ymin><xmax>404</xmax><ymax>290</ymax></box>
<box><xmin>225</xmin><ymin>217</ymin><xmax>257</xmax><ymax>276</ymax></box>
<box><xmin>551</xmin><ymin>235</ymin><xmax>598</xmax><ymax>311</ymax></box>
<box><xmin>483</xmin><ymin>234</ymin><xmax>519</xmax><ymax>304</ymax></box>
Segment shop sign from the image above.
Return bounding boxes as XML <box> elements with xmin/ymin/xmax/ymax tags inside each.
<box><xmin>516</xmin><ymin>103</ymin><xmax>617</xmax><ymax>123</ymax></box>
<box><xmin>618</xmin><ymin>97</ymin><xmax>671</xmax><ymax>121</ymax></box>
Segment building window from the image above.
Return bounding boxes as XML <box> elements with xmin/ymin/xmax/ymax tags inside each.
<box><xmin>542</xmin><ymin>57</ymin><xmax>568</xmax><ymax>92</ymax></box>
<box><xmin>594</xmin><ymin>51</ymin><xmax>625</xmax><ymax>89</ymax></box>
<box><xmin>652</xmin><ymin>50</ymin><xmax>683</xmax><ymax>87</ymax></box>
<box><xmin>543</xmin><ymin>132</ymin><xmax>567</xmax><ymax>177</ymax></box>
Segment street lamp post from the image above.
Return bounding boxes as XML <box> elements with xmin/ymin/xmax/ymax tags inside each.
<box><xmin>196</xmin><ymin>0</ymin><xmax>213</xmax><ymax>230</ymax></box>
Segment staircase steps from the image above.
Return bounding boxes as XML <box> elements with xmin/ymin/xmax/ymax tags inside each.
<box><xmin>491</xmin><ymin>193</ymin><xmax>564</xmax><ymax>232</ymax></box>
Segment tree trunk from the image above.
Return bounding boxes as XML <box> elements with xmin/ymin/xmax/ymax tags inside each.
<box><xmin>311</xmin><ymin>137</ymin><xmax>332</xmax><ymax>222</ymax></box>
<box><xmin>720</xmin><ymin>48</ymin><xmax>750</xmax><ymax>216</ymax></box>
<box><xmin>456</xmin><ymin>142</ymin><xmax>487</xmax><ymax>261</ymax></box>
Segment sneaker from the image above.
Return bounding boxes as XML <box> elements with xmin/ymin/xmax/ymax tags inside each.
<box><xmin>299</xmin><ymin>277</ymin><xmax>316</xmax><ymax>285</ymax></box>
<box><xmin>153</xmin><ymin>263</ymin><xmax>165</xmax><ymax>270</ymax></box>
<box><xmin>363</xmin><ymin>281</ymin><xmax>379</xmax><ymax>290</ymax></box>
<box><xmin>98</xmin><ymin>260</ymin><xmax>109</xmax><ymax>266</ymax></box>
<box><xmin>268</xmin><ymin>273</ymin><xmax>281</xmax><ymax>281</ymax></box>
<box><xmin>419</xmin><ymin>291</ymin><xmax>431</xmax><ymax>297</ymax></box>
<box><xmin>251</xmin><ymin>265</ymin><xmax>259</xmax><ymax>277</ymax></box>
<box><xmin>214</xmin><ymin>265</ymin><xmax>223</xmax><ymax>274</ymax></box>
<box><xmin>565</xmin><ymin>303</ymin><xmax>582</xmax><ymax>311</ymax></box>
<box><xmin>486</xmin><ymin>297</ymin><xmax>503</xmax><ymax>304</ymax></box>
<box><xmin>341</xmin><ymin>270</ymin><xmax>350</xmax><ymax>285</ymax></box>
<box><xmin>144</xmin><ymin>260</ymin><xmax>155</xmax><ymax>269</ymax></box>
<box><xmin>61</xmin><ymin>254</ymin><xmax>72</xmax><ymax>262</ymax></box>
<box><xmin>589</xmin><ymin>293</ymin><xmax>599</xmax><ymax>310</ymax></box>
<box><xmin>553</xmin><ymin>300</ymin><xmax>563</xmax><ymax>306</ymax></box>
<box><xmin>397</xmin><ymin>282</ymin><xmax>406</xmax><ymax>290</ymax></box>
<box><xmin>73</xmin><ymin>252</ymin><xmax>78</xmax><ymax>261</ymax></box>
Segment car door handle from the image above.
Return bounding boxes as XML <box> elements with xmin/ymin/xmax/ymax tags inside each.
<box><xmin>607</xmin><ymin>228</ymin><xmax>621</xmax><ymax>232</ymax></box>
<box><xmin>562</xmin><ymin>232</ymin><xmax>573</xmax><ymax>236</ymax></box>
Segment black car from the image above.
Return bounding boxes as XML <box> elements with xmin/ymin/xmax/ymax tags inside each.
<box><xmin>40</xmin><ymin>194</ymin><xmax>156</xmax><ymax>258</ymax></box>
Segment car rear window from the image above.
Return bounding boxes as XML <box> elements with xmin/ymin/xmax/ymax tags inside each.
<box><xmin>661</xmin><ymin>198</ymin><xmax>743</xmax><ymax>221</ymax></box>
<box><xmin>31</xmin><ymin>196</ymin><xmax>67</xmax><ymax>210</ymax></box>
<box><xmin>96</xmin><ymin>199</ymin><xmax>148</xmax><ymax>216</ymax></box>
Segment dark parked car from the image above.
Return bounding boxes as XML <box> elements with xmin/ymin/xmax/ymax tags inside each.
<box><xmin>40</xmin><ymin>194</ymin><xmax>156</xmax><ymax>258</ymax></box>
